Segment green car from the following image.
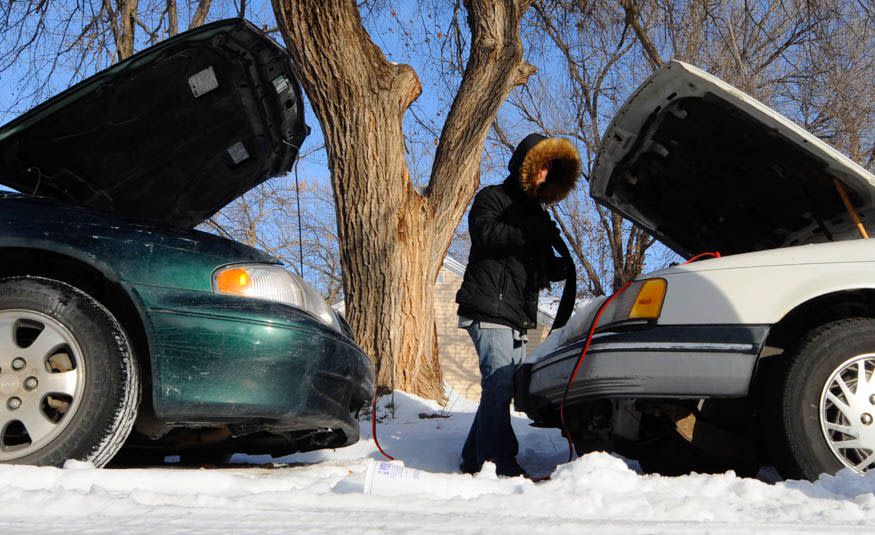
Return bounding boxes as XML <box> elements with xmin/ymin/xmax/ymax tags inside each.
<box><xmin>0</xmin><ymin>19</ymin><xmax>374</xmax><ymax>467</ymax></box>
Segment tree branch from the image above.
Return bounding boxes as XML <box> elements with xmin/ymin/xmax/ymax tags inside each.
<box><xmin>189</xmin><ymin>0</ymin><xmax>213</xmax><ymax>29</ymax></box>
<box><xmin>620</xmin><ymin>0</ymin><xmax>662</xmax><ymax>69</ymax></box>
<box><xmin>167</xmin><ymin>0</ymin><xmax>178</xmax><ymax>36</ymax></box>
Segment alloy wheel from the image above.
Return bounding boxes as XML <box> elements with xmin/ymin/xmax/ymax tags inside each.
<box><xmin>819</xmin><ymin>353</ymin><xmax>875</xmax><ymax>474</ymax></box>
<box><xmin>0</xmin><ymin>310</ymin><xmax>86</xmax><ymax>461</ymax></box>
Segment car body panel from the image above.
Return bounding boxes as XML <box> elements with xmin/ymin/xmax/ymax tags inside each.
<box><xmin>591</xmin><ymin>60</ymin><xmax>875</xmax><ymax>257</ymax></box>
<box><xmin>140</xmin><ymin>285</ymin><xmax>372</xmax><ymax>442</ymax></box>
<box><xmin>520</xmin><ymin>240</ymin><xmax>875</xmax><ymax>413</ymax></box>
<box><xmin>1</xmin><ymin>193</ymin><xmax>374</xmax><ymax>445</ymax></box>
<box><xmin>651</xmin><ymin>241</ymin><xmax>875</xmax><ymax>325</ymax></box>
<box><xmin>0</xmin><ymin>193</ymin><xmax>274</xmax><ymax>290</ymax></box>
<box><xmin>0</xmin><ymin>19</ymin><xmax>308</xmax><ymax>229</ymax></box>
<box><xmin>517</xmin><ymin>325</ymin><xmax>769</xmax><ymax>415</ymax></box>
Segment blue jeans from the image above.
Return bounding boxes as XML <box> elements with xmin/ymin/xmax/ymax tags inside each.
<box><xmin>461</xmin><ymin>322</ymin><xmax>526</xmax><ymax>470</ymax></box>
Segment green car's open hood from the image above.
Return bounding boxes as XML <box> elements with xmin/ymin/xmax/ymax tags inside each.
<box><xmin>0</xmin><ymin>19</ymin><xmax>308</xmax><ymax>228</ymax></box>
<box><xmin>591</xmin><ymin>60</ymin><xmax>875</xmax><ymax>258</ymax></box>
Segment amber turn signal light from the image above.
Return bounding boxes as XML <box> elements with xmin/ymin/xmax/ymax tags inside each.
<box><xmin>628</xmin><ymin>278</ymin><xmax>666</xmax><ymax>319</ymax></box>
<box><xmin>215</xmin><ymin>267</ymin><xmax>251</xmax><ymax>295</ymax></box>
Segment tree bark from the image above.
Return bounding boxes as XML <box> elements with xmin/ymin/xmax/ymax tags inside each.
<box><xmin>271</xmin><ymin>0</ymin><xmax>534</xmax><ymax>398</ymax></box>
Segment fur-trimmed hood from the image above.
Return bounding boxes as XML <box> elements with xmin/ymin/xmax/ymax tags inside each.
<box><xmin>507</xmin><ymin>133</ymin><xmax>581</xmax><ymax>205</ymax></box>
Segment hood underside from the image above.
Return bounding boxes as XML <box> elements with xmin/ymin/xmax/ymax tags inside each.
<box><xmin>0</xmin><ymin>19</ymin><xmax>308</xmax><ymax>228</ymax></box>
<box><xmin>591</xmin><ymin>61</ymin><xmax>875</xmax><ymax>258</ymax></box>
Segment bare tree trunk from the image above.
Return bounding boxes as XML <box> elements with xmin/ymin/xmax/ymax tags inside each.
<box><xmin>271</xmin><ymin>0</ymin><xmax>534</xmax><ymax>398</ymax></box>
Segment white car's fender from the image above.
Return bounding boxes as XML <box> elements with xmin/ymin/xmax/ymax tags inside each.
<box><xmin>650</xmin><ymin>240</ymin><xmax>875</xmax><ymax>326</ymax></box>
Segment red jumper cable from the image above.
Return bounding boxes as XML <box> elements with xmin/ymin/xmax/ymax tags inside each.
<box><xmin>372</xmin><ymin>395</ymin><xmax>395</xmax><ymax>461</ymax></box>
<box><xmin>558</xmin><ymin>282</ymin><xmax>632</xmax><ymax>463</ymax></box>
<box><xmin>683</xmin><ymin>251</ymin><xmax>721</xmax><ymax>264</ymax></box>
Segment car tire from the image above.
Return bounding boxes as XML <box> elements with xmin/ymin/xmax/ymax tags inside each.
<box><xmin>776</xmin><ymin>317</ymin><xmax>875</xmax><ymax>480</ymax></box>
<box><xmin>0</xmin><ymin>277</ymin><xmax>140</xmax><ymax>467</ymax></box>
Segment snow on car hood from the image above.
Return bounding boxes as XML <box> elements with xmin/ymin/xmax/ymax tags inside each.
<box><xmin>0</xmin><ymin>19</ymin><xmax>308</xmax><ymax>228</ymax></box>
<box><xmin>591</xmin><ymin>60</ymin><xmax>875</xmax><ymax>258</ymax></box>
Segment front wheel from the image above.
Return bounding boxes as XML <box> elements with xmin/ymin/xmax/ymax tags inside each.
<box><xmin>776</xmin><ymin>318</ymin><xmax>875</xmax><ymax>480</ymax></box>
<box><xmin>0</xmin><ymin>277</ymin><xmax>140</xmax><ymax>467</ymax></box>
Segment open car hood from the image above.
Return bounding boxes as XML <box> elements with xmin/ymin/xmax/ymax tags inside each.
<box><xmin>0</xmin><ymin>19</ymin><xmax>308</xmax><ymax>228</ymax></box>
<box><xmin>591</xmin><ymin>60</ymin><xmax>875</xmax><ymax>258</ymax></box>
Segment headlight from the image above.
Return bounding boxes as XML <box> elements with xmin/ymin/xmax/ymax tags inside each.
<box><xmin>600</xmin><ymin>278</ymin><xmax>666</xmax><ymax>326</ymax></box>
<box><xmin>213</xmin><ymin>264</ymin><xmax>340</xmax><ymax>332</ymax></box>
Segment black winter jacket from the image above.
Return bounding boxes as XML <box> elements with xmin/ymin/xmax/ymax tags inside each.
<box><xmin>456</xmin><ymin>133</ymin><xmax>580</xmax><ymax>332</ymax></box>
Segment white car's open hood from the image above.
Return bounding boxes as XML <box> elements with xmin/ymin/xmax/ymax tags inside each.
<box><xmin>591</xmin><ymin>60</ymin><xmax>875</xmax><ymax>258</ymax></box>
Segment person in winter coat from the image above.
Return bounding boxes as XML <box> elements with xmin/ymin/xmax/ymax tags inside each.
<box><xmin>457</xmin><ymin>133</ymin><xmax>581</xmax><ymax>477</ymax></box>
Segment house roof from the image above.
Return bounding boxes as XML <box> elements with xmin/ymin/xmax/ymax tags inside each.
<box><xmin>333</xmin><ymin>255</ymin><xmax>557</xmax><ymax>325</ymax></box>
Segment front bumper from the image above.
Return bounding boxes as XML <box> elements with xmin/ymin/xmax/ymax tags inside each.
<box><xmin>516</xmin><ymin>324</ymin><xmax>769</xmax><ymax>417</ymax></box>
<box><xmin>131</xmin><ymin>285</ymin><xmax>375</xmax><ymax>447</ymax></box>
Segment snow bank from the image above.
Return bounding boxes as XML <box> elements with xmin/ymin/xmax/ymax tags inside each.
<box><xmin>1</xmin><ymin>391</ymin><xmax>873</xmax><ymax>534</ymax></box>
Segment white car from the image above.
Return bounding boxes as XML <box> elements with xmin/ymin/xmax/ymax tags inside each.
<box><xmin>515</xmin><ymin>61</ymin><xmax>875</xmax><ymax>481</ymax></box>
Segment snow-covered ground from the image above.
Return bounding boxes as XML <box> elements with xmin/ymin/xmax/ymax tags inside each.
<box><xmin>2</xmin><ymin>391</ymin><xmax>874</xmax><ymax>534</ymax></box>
